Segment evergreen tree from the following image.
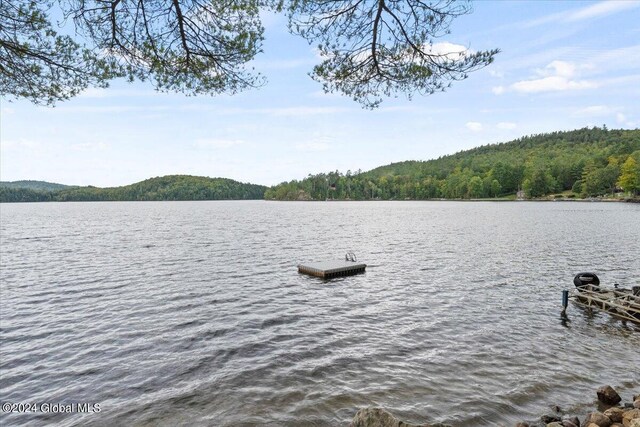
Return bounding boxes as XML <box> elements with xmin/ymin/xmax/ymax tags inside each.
<box><xmin>1</xmin><ymin>0</ymin><xmax>497</xmax><ymax>108</ymax></box>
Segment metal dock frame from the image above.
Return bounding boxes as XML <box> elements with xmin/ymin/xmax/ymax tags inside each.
<box><xmin>569</xmin><ymin>287</ymin><xmax>640</xmax><ymax>324</ymax></box>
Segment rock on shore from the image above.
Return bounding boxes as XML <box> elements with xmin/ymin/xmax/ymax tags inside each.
<box><xmin>521</xmin><ymin>385</ymin><xmax>639</xmax><ymax>427</ymax></box>
<box><xmin>350</xmin><ymin>408</ymin><xmax>451</xmax><ymax>427</ymax></box>
<box><xmin>349</xmin><ymin>385</ymin><xmax>639</xmax><ymax>427</ymax></box>
<box><xmin>598</xmin><ymin>385</ymin><xmax>622</xmax><ymax>405</ymax></box>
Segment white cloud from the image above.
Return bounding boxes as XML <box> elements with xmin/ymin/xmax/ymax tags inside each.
<box><xmin>497</xmin><ymin>122</ymin><xmax>517</xmax><ymax>130</ymax></box>
<box><xmin>566</xmin><ymin>1</ymin><xmax>640</xmax><ymax>22</ymax></box>
<box><xmin>465</xmin><ymin>122</ymin><xmax>483</xmax><ymax>132</ymax></box>
<box><xmin>510</xmin><ymin>60</ymin><xmax>596</xmax><ymax>93</ymax></box>
<box><xmin>616</xmin><ymin>113</ymin><xmax>627</xmax><ymax>123</ymax></box>
<box><xmin>521</xmin><ymin>0</ymin><xmax>640</xmax><ymax>27</ymax></box>
<box><xmin>498</xmin><ymin>49</ymin><xmax>639</xmax><ymax>96</ymax></box>
<box><xmin>326</xmin><ymin>41</ymin><xmax>471</xmax><ymax>65</ymax></box>
<box><xmin>542</xmin><ymin>60</ymin><xmax>576</xmax><ymax>78</ymax></box>
<box><xmin>512</xmin><ymin>76</ymin><xmax>596</xmax><ymax>93</ymax></box>
<box><xmin>428</xmin><ymin>42</ymin><xmax>470</xmax><ymax>60</ymax></box>
<box><xmin>193</xmin><ymin>139</ymin><xmax>245</xmax><ymax>149</ymax></box>
<box><xmin>519</xmin><ymin>9</ymin><xmax>569</xmax><ymax>28</ymax></box>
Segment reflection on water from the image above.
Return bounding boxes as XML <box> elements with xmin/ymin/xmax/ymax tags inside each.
<box><xmin>1</xmin><ymin>201</ymin><xmax>639</xmax><ymax>426</ymax></box>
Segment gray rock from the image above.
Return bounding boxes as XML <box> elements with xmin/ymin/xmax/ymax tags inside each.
<box><xmin>584</xmin><ymin>411</ymin><xmax>612</xmax><ymax>427</ymax></box>
<box><xmin>597</xmin><ymin>386</ymin><xmax>622</xmax><ymax>405</ymax></box>
<box><xmin>562</xmin><ymin>421</ymin><xmax>578</xmax><ymax>427</ymax></box>
<box><xmin>542</xmin><ymin>414</ymin><xmax>562</xmax><ymax>423</ymax></box>
<box><xmin>350</xmin><ymin>407</ymin><xmax>443</xmax><ymax>427</ymax></box>
<box><xmin>515</xmin><ymin>423</ymin><xmax>529</xmax><ymax>427</ymax></box>
<box><xmin>565</xmin><ymin>416</ymin><xmax>581</xmax><ymax>427</ymax></box>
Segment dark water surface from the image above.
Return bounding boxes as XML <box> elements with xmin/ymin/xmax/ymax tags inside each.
<box><xmin>1</xmin><ymin>201</ymin><xmax>639</xmax><ymax>426</ymax></box>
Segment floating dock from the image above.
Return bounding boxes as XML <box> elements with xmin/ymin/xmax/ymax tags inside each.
<box><xmin>298</xmin><ymin>261</ymin><xmax>367</xmax><ymax>279</ymax></box>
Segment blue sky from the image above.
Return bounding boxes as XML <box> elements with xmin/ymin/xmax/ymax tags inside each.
<box><xmin>1</xmin><ymin>0</ymin><xmax>639</xmax><ymax>187</ymax></box>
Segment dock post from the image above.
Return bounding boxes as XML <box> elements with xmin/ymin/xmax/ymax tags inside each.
<box><xmin>561</xmin><ymin>289</ymin><xmax>569</xmax><ymax>316</ymax></box>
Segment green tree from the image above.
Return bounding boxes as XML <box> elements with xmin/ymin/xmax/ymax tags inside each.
<box><xmin>581</xmin><ymin>158</ymin><xmax>620</xmax><ymax>197</ymax></box>
<box><xmin>0</xmin><ymin>0</ymin><xmax>120</xmax><ymax>104</ymax></box>
<box><xmin>571</xmin><ymin>179</ymin><xmax>583</xmax><ymax>195</ymax></box>
<box><xmin>442</xmin><ymin>168</ymin><xmax>469</xmax><ymax>199</ymax></box>
<box><xmin>522</xmin><ymin>178</ymin><xmax>531</xmax><ymax>199</ymax></box>
<box><xmin>490</xmin><ymin>179</ymin><xmax>501</xmax><ymax>197</ymax></box>
<box><xmin>618</xmin><ymin>155</ymin><xmax>640</xmax><ymax>195</ymax></box>
<box><xmin>580</xmin><ymin>160</ymin><xmax>597</xmax><ymax>197</ymax></box>
<box><xmin>1</xmin><ymin>0</ymin><xmax>498</xmax><ymax>107</ymax></box>
<box><xmin>467</xmin><ymin>176</ymin><xmax>483</xmax><ymax>198</ymax></box>
<box><xmin>288</xmin><ymin>0</ymin><xmax>499</xmax><ymax>108</ymax></box>
<box><xmin>527</xmin><ymin>167</ymin><xmax>555</xmax><ymax>197</ymax></box>
<box><xmin>417</xmin><ymin>177</ymin><xmax>440</xmax><ymax>199</ymax></box>
<box><xmin>491</xmin><ymin>162</ymin><xmax>521</xmax><ymax>194</ymax></box>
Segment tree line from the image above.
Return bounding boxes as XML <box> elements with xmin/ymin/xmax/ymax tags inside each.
<box><xmin>4</xmin><ymin>128</ymin><xmax>639</xmax><ymax>203</ymax></box>
<box><xmin>0</xmin><ymin>175</ymin><xmax>266</xmax><ymax>203</ymax></box>
<box><xmin>265</xmin><ymin>127</ymin><xmax>640</xmax><ymax>201</ymax></box>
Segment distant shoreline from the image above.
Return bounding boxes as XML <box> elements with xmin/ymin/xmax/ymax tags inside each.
<box><xmin>3</xmin><ymin>197</ymin><xmax>638</xmax><ymax>204</ymax></box>
<box><xmin>264</xmin><ymin>196</ymin><xmax>639</xmax><ymax>203</ymax></box>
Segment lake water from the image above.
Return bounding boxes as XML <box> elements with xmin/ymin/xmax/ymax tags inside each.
<box><xmin>1</xmin><ymin>201</ymin><xmax>639</xmax><ymax>427</ymax></box>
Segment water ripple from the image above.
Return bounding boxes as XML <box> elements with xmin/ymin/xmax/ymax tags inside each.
<box><xmin>0</xmin><ymin>201</ymin><xmax>639</xmax><ymax>427</ymax></box>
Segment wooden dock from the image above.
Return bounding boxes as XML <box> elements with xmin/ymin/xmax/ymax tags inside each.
<box><xmin>298</xmin><ymin>261</ymin><xmax>367</xmax><ymax>279</ymax></box>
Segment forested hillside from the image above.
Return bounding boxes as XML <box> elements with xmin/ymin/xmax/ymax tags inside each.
<box><xmin>265</xmin><ymin>127</ymin><xmax>640</xmax><ymax>200</ymax></box>
<box><xmin>0</xmin><ymin>180</ymin><xmax>71</xmax><ymax>191</ymax></box>
<box><xmin>0</xmin><ymin>175</ymin><xmax>266</xmax><ymax>203</ymax></box>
